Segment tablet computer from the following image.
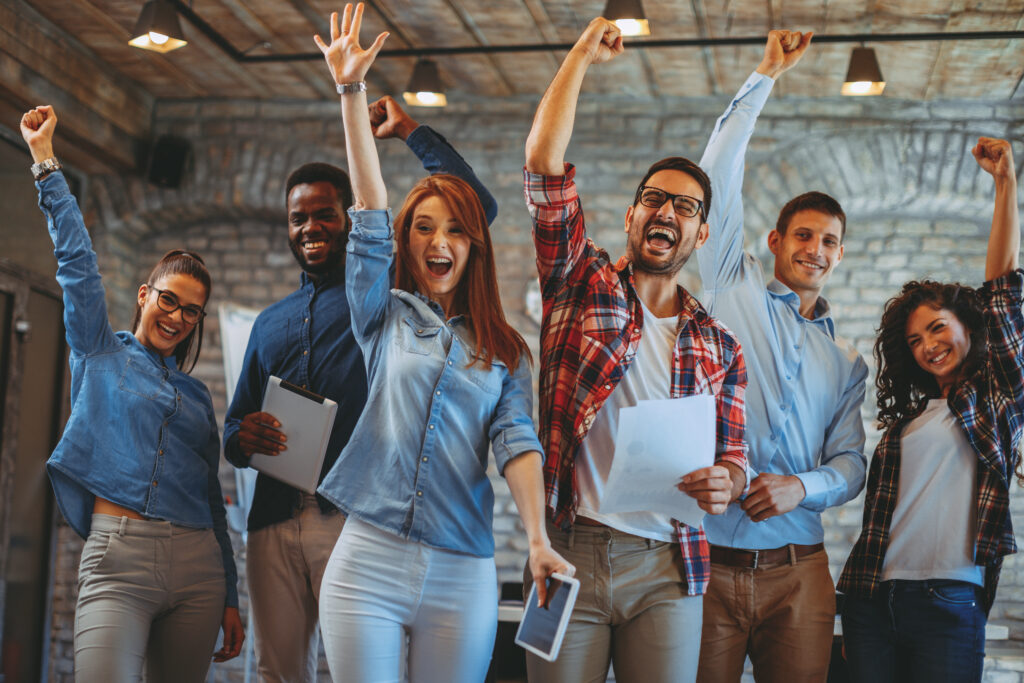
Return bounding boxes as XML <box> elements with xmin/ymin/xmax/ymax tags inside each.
<box><xmin>514</xmin><ymin>573</ymin><xmax>580</xmax><ymax>662</ymax></box>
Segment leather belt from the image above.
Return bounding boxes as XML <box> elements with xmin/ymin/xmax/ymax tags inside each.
<box><xmin>710</xmin><ymin>542</ymin><xmax>825</xmax><ymax>569</ymax></box>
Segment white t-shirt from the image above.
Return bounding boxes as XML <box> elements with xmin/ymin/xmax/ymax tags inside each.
<box><xmin>881</xmin><ymin>398</ymin><xmax>984</xmax><ymax>586</ymax></box>
<box><xmin>576</xmin><ymin>301</ymin><xmax>679</xmax><ymax>542</ymax></box>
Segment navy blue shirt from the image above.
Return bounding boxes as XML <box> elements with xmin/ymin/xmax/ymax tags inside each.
<box><xmin>223</xmin><ymin>125</ymin><xmax>497</xmax><ymax>531</ymax></box>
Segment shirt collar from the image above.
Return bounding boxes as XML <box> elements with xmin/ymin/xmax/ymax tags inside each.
<box><xmin>767</xmin><ymin>278</ymin><xmax>835</xmax><ymax>336</ymax></box>
<box><xmin>614</xmin><ymin>255</ymin><xmax>712</xmax><ymax>328</ymax></box>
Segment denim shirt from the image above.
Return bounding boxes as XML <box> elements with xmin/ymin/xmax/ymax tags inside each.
<box><xmin>697</xmin><ymin>72</ymin><xmax>868</xmax><ymax>549</ymax></box>
<box><xmin>224</xmin><ymin>125</ymin><xmax>497</xmax><ymax>531</ymax></box>
<box><xmin>38</xmin><ymin>172</ymin><xmax>238</xmax><ymax>607</ymax></box>
<box><xmin>317</xmin><ymin>209</ymin><xmax>543</xmax><ymax>558</ymax></box>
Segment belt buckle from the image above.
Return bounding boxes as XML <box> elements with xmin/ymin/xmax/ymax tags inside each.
<box><xmin>751</xmin><ymin>549</ymin><xmax>759</xmax><ymax>569</ymax></box>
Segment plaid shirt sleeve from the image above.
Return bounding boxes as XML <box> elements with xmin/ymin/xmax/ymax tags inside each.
<box><xmin>983</xmin><ymin>268</ymin><xmax>1024</xmax><ymax>402</ymax></box>
<box><xmin>524</xmin><ymin>164</ymin><xmax>588</xmax><ymax>289</ymax></box>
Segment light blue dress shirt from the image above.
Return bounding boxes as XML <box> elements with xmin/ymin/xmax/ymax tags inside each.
<box><xmin>317</xmin><ymin>209</ymin><xmax>543</xmax><ymax>558</ymax></box>
<box><xmin>697</xmin><ymin>72</ymin><xmax>868</xmax><ymax>549</ymax></box>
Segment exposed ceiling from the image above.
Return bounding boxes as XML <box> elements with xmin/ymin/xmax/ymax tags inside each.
<box><xmin>19</xmin><ymin>0</ymin><xmax>1024</xmax><ymax>103</ymax></box>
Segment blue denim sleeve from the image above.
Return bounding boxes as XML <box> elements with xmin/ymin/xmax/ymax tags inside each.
<box><xmin>490</xmin><ymin>352</ymin><xmax>544</xmax><ymax>475</ymax></box>
<box><xmin>405</xmin><ymin>125</ymin><xmax>497</xmax><ymax>225</ymax></box>
<box><xmin>37</xmin><ymin>171</ymin><xmax>119</xmax><ymax>356</ymax></box>
<box><xmin>223</xmin><ymin>315</ymin><xmax>269</xmax><ymax>468</ymax></box>
<box><xmin>206</xmin><ymin>410</ymin><xmax>239</xmax><ymax>608</ymax></box>
<box><xmin>345</xmin><ymin>209</ymin><xmax>396</xmax><ymax>354</ymax></box>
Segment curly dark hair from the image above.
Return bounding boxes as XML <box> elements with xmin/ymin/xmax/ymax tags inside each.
<box><xmin>874</xmin><ymin>280</ymin><xmax>987</xmax><ymax>430</ymax></box>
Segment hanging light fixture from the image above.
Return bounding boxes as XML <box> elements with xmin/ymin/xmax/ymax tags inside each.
<box><xmin>841</xmin><ymin>46</ymin><xmax>885</xmax><ymax>96</ymax></box>
<box><xmin>403</xmin><ymin>59</ymin><xmax>447</xmax><ymax>107</ymax></box>
<box><xmin>129</xmin><ymin>0</ymin><xmax>188</xmax><ymax>53</ymax></box>
<box><xmin>603</xmin><ymin>0</ymin><xmax>650</xmax><ymax>37</ymax></box>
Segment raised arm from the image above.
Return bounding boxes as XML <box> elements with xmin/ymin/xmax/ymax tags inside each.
<box><xmin>21</xmin><ymin>106</ymin><xmax>119</xmax><ymax>357</ymax></box>
<box><xmin>697</xmin><ymin>30</ymin><xmax>811</xmax><ymax>293</ymax></box>
<box><xmin>524</xmin><ymin>18</ymin><xmax>623</xmax><ymax>175</ymax></box>
<box><xmin>370</xmin><ymin>95</ymin><xmax>498</xmax><ymax>225</ymax></box>
<box><xmin>315</xmin><ymin>3</ymin><xmax>389</xmax><ymax>211</ymax></box>
<box><xmin>973</xmin><ymin>138</ymin><xmax>1020</xmax><ymax>281</ymax></box>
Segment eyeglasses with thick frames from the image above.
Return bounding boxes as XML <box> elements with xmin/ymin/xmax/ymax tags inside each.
<box><xmin>636</xmin><ymin>186</ymin><xmax>705</xmax><ymax>220</ymax></box>
<box><xmin>150</xmin><ymin>287</ymin><xmax>206</xmax><ymax>325</ymax></box>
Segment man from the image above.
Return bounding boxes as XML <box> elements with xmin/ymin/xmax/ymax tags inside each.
<box><xmin>523</xmin><ymin>18</ymin><xmax>748</xmax><ymax>682</ymax></box>
<box><xmin>695</xmin><ymin>31</ymin><xmax>868</xmax><ymax>682</ymax></box>
<box><xmin>223</xmin><ymin>96</ymin><xmax>496</xmax><ymax>683</ymax></box>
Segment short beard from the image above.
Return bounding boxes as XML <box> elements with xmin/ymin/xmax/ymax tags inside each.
<box><xmin>289</xmin><ymin>232</ymin><xmax>347</xmax><ymax>275</ymax></box>
<box><xmin>626</xmin><ymin>216</ymin><xmax>692</xmax><ymax>276</ymax></box>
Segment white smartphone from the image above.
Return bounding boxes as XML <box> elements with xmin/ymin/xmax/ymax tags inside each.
<box><xmin>514</xmin><ymin>572</ymin><xmax>580</xmax><ymax>662</ymax></box>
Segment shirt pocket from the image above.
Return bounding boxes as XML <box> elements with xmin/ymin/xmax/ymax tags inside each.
<box><xmin>465</xmin><ymin>358</ymin><xmax>504</xmax><ymax>397</ymax></box>
<box><xmin>400</xmin><ymin>317</ymin><xmax>443</xmax><ymax>356</ymax></box>
<box><xmin>118</xmin><ymin>356</ymin><xmax>167</xmax><ymax>400</ymax></box>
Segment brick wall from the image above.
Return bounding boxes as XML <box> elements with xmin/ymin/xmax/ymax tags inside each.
<box><xmin>45</xmin><ymin>91</ymin><xmax>1024</xmax><ymax>680</ymax></box>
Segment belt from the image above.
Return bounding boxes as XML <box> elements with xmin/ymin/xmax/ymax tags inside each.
<box><xmin>710</xmin><ymin>542</ymin><xmax>825</xmax><ymax>569</ymax></box>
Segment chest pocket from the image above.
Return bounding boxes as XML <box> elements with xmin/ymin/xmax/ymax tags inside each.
<box><xmin>118</xmin><ymin>356</ymin><xmax>168</xmax><ymax>401</ymax></box>
<box><xmin>466</xmin><ymin>358</ymin><xmax>504</xmax><ymax>397</ymax></box>
<box><xmin>400</xmin><ymin>317</ymin><xmax>443</xmax><ymax>356</ymax></box>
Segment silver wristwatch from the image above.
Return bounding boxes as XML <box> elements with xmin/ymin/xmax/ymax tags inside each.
<box><xmin>31</xmin><ymin>156</ymin><xmax>62</xmax><ymax>180</ymax></box>
<box><xmin>336</xmin><ymin>81</ymin><xmax>367</xmax><ymax>95</ymax></box>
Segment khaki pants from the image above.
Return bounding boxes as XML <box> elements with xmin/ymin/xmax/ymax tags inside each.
<box><xmin>525</xmin><ymin>522</ymin><xmax>703</xmax><ymax>683</ymax></box>
<box><xmin>74</xmin><ymin>514</ymin><xmax>226</xmax><ymax>683</ymax></box>
<box><xmin>698</xmin><ymin>549</ymin><xmax>835</xmax><ymax>683</ymax></box>
<box><xmin>247</xmin><ymin>494</ymin><xmax>344</xmax><ymax>683</ymax></box>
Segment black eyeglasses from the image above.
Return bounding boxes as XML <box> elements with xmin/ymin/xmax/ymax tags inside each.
<box><xmin>636</xmin><ymin>186</ymin><xmax>705</xmax><ymax>220</ymax></box>
<box><xmin>151</xmin><ymin>288</ymin><xmax>206</xmax><ymax>325</ymax></box>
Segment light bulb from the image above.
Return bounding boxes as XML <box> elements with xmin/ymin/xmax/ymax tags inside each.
<box><xmin>148</xmin><ymin>31</ymin><xmax>169</xmax><ymax>45</ymax></box>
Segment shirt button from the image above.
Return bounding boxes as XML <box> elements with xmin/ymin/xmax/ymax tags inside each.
<box><xmin>605</xmin><ymin>384</ymin><xmax>611</xmax><ymax>390</ymax></box>
<box><xmin>417</xmin><ymin>491</ymin><xmax>423</xmax><ymax>497</ymax></box>
<box><xmin>770</xmin><ymin>434</ymin><xmax>776</xmax><ymax>441</ymax></box>
<box><xmin>158</xmin><ymin>449</ymin><xmax>164</xmax><ymax>455</ymax></box>
<box><xmin>428</xmin><ymin>424</ymin><xmax>435</xmax><ymax>430</ymax></box>
<box><xmin>304</xmin><ymin>318</ymin><xmax>309</xmax><ymax>323</ymax></box>
<box><xmin>303</xmin><ymin>350</ymin><xmax>309</xmax><ymax>355</ymax></box>
<box><xmin>417</xmin><ymin>329</ymin><xmax>424</xmax><ymax>334</ymax></box>
<box><xmin>422</xmin><ymin>456</ymin><xmax>428</xmax><ymax>462</ymax></box>
<box><xmin>152</xmin><ymin>481</ymin><xmax>158</xmax><ymax>487</ymax></box>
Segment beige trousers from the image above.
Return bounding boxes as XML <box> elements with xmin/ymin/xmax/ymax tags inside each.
<box><xmin>74</xmin><ymin>514</ymin><xmax>226</xmax><ymax>683</ymax></box>
<box><xmin>246</xmin><ymin>494</ymin><xmax>344</xmax><ymax>683</ymax></box>
<box><xmin>697</xmin><ymin>549</ymin><xmax>835</xmax><ymax>683</ymax></box>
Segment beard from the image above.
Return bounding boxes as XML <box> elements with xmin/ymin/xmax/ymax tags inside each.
<box><xmin>289</xmin><ymin>231</ymin><xmax>348</xmax><ymax>275</ymax></box>
<box><xmin>626</xmin><ymin>215</ymin><xmax>694</xmax><ymax>276</ymax></box>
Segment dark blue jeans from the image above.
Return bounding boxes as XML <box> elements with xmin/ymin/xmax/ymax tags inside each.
<box><xmin>841</xmin><ymin>579</ymin><xmax>985</xmax><ymax>683</ymax></box>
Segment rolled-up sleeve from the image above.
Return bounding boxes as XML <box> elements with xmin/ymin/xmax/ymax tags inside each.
<box><xmin>490</xmin><ymin>353</ymin><xmax>544</xmax><ymax>475</ymax></box>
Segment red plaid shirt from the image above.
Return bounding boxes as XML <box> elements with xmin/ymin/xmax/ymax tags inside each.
<box><xmin>525</xmin><ymin>164</ymin><xmax>748</xmax><ymax>595</ymax></box>
<box><xmin>839</xmin><ymin>269</ymin><xmax>1024</xmax><ymax>612</ymax></box>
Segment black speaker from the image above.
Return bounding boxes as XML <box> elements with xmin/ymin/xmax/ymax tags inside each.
<box><xmin>147</xmin><ymin>134</ymin><xmax>190</xmax><ymax>188</ymax></box>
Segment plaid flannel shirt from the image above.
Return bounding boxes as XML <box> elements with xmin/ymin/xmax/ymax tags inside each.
<box><xmin>839</xmin><ymin>269</ymin><xmax>1024</xmax><ymax>612</ymax></box>
<box><xmin>525</xmin><ymin>164</ymin><xmax>748</xmax><ymax>595</ymax></box>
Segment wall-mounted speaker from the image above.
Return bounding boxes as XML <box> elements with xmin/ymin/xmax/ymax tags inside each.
<box><xmin>147</xmin><ymin>134</ymin><xmax>190</xmax><ymax>188</ymax></box>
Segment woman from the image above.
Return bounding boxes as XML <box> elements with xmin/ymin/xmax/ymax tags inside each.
<box><xmin>839</xmin><ymin>137</ymin><xmax>1022</xmax><ymax>682</ymax></box>
<box><xmin>20</xmin><ymin>106</ymin><xmax>243</xmax><ymax>682</ymax></box>
<box><xmin>312</xmin><ymin>5</ymin><xmax>573</xmax><ymax>681</ymax></box>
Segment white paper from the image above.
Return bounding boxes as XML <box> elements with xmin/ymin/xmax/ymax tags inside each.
<box><xmin>597</xmin><ymin>395</ymin><xmax>716</xmax><ymax>528</ymax></box>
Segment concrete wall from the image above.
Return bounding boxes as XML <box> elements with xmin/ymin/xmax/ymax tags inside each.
<box><xmin>41</xmin><ymin>90</ymin><xmax>1024</xmax><ymax>681</ymax></box>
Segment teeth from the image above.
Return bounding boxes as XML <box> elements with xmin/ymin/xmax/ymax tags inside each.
<box><xmin>797</xmin><ymin>260</ymin><xmax>824</xmax><ymax>270</ymax></box>
<box><xmin>427</xmin><ymin>257</ymin><xmax>452</xmax><ymax>264</ymax></box>
<box><xmin>647</xmin><ymin>227</ymin><xmax>676</xmax><ymax>244</ymax></box>
<box><xmin>930</xmin><ymin>350</ymin><xmax>950</xmax><ymax>364</ymax></box>
<box><xmin>303</xmin><ymin>240</ymin><xmax>326</xmax><ymax>249</ymax></box>
<box><xmin>158</xmin><ymin>322</ymin><xmax>178</xmax><ymax>335</ymax></box>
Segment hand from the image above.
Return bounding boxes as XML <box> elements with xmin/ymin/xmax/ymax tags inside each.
<box><xmin>368</xmin><ymin>95</ymin><xmax>418</xmax><ymax>141</ymax></box>
<box><xmin>20</xmin><ymin>106</ymin><xmax>57</xmax><ymax>163</ymax></box>
<box><xmin>678</xmin><ymin>465</ymin><xmax>734</xmax><ymax>515</ymax></box>
<box><xmin>237</xmin><ymin>411</ymin><xmax>286</xmax><ymax>457</ymax></box>
<box><xmin>314</xmin><ymin>3</ymin><xmax>389</xmax><ymax>86</ymax></box>
<box><xmin>212</xmin><ymin>606</ymin><xmax>245</xmax><ymax>662</ymax></box>
<box><xmin>973</xmin><ymin>137</ymin><xmax>1015</xmax><ymax>182</ymax></box>
<box><xmin>740</xmin><ymin>473</ymin><xmax>806</xmax><ymax>522</ymax></box>
<box><xmin>756</xmin><ymin>29</ymin><xmax>813</xmax><ymax>79</ymax></box>
<box><xmin>572</xmin><ymin>17</ymin><xmax>624</xmax><ymax>65</ymax></box>
<box><xmin>527</xmin><ymin>542</ymin><xmax>575</xmax><ymax>607</ymax></box>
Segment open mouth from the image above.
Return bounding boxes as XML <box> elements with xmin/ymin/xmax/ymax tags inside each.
<box><xmin>302</xmin><ymin>239</ymin><xmax>328</xmax><ymax>256</ymax></box>
<box><xmin>645</xmin><ymin>225</ymin><xmax>677</xmax><ymax>251</ymax></box>
<box><xmin>928</xmin><ymin>349</ymin><xmax>951</xmax><ymax>365</ymax></box>
<box><xmin>425</xmin><ymin>256</ymin><xmax>453</xmax><ymax>277</ymax></box>
<box><xmin>156</xmin><ymin>321</ymin><xmax>180</xmax><ymax>340</ymax></box>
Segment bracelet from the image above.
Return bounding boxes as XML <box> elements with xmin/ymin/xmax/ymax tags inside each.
<box><xmin>336</xmin><ymin>81</ymin><xmax>367</xmax><ymax>95</ymax></box>
<box><xmin>31</xmin><ymin>156</ymin><xmax>62</xmax><ymax>181</ymax></box>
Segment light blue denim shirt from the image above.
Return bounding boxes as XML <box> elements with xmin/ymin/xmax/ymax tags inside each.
<box><xmin>317</xmin><ymin>208</ymin><xmax>543</xmax><ymax>558</ymax></box>
<box><xmin>38</xmin><ymin>172</ymin><xmax>238</xmax><ymax>607</ymax></box>
<box><xmin>697</xmin><ymin>72</ymin><xmax>868</xmax><ymax>549</ymax></box>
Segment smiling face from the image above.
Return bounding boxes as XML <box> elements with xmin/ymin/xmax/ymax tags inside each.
<box><xmin>624</xmin><ymin>169</ymin><xmax>709</xmax><ymax>276</ymax></box>
<box><xmin>769</xmin><ymin>208</ymin><xmax>844</xmax><ymax>298</ymax></box>
<box><xmin>406</xmin><ymin>195</ymin><xmax>472</xmax><ymax>315</ymax></box>
<box><xmin>134</xmin><ymin>273</ymin><xmax>208</xmax><ymax>357</ymax></box>
<box><xmin>905</xmin><ymin>304</ymin><xmax>972</xmax><ymax>396</ymax></box>
<box><xmin>287</xmin><ymin>181</ymin><xmax>348</xmax><ymax>275</ymax></box>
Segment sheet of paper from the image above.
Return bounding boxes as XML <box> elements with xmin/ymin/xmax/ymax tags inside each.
<box><xmin>598</xmin><ymin>395</ymin><xmax>716</xmax><ymax>528</ymax></box>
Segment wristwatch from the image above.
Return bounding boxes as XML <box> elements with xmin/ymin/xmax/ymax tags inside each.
<box><xmin>336</xmin><ymin>81</ymin><xmax>367</xmax><ymax>95</ymax></box>
<box><xmin>31</xmin><ymin>156</ymin><xmax>62</xmax><ymax>181</ymax></box>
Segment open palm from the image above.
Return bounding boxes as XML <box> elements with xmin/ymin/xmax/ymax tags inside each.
<box><xmin>314</xmin><ymin>3</ymin><xmax>389</xmax><ymax>86</ymax></box>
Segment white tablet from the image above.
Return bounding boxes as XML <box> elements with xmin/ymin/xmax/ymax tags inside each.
<box><xmin>514</xmin><ymin>573</ymin><xmax>580</xmax><ymax>662</ymax></box>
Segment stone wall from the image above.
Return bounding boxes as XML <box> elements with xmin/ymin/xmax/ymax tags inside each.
<box><xmin>44</xmin><ymin>89</ymin><xmax>1024</xmax><ymax>680</ymax></box>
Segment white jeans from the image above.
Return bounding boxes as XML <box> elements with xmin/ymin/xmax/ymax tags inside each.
<box><xmin>319</xmin><ymin>517</ymin><xmax>498</xmax><ymax>683</ymax></box>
